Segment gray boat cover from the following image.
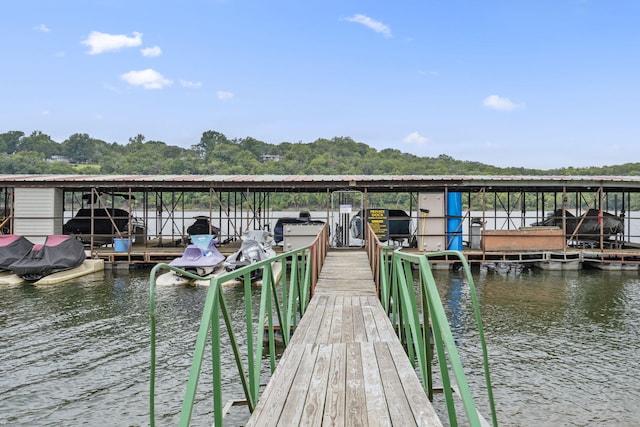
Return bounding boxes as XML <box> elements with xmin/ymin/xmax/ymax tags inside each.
<box><xmin>9</xmin><ymin>235</ymin><xmax>86</xmax><ymax>281</ymax></box>
<box><xmin>0</xmin><ymin>235</ymin><xmax>34</xmax><ymax>271</ymax></box>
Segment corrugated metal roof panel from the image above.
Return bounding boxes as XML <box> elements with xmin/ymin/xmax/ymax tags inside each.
<box><xmin>0</xmin><ymin>174</ymin><xmax>640</xmax><ymax>193</ymax></box>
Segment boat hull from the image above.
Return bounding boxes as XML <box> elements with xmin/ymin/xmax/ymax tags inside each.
<box><xmin>156</xmin><ymin>261</ymin><xmax>282</xmax><ymax>287</ymax></box>
<box><xmin>0</xmin><ymin>259</ymin><xmax>104</xmax><ymax>286</ymax></box>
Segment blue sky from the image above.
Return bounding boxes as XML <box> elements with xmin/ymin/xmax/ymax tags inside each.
<box><xmin>2</xmin><ymin>0</ymin><xmax>639</xmax><ymax>169</ymax></box>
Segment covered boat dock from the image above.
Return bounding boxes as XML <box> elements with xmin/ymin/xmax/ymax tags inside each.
<box><xmin>1</xmin><ymin>174</ymin><xmax>640</xmax><ymax>269</ymax></box>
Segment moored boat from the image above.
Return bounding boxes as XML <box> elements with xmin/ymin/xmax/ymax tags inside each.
<box><xmin>531</xmin><ymin>208</ymin><xmax>623</xmax><ymax>244</ymax></box>
<box><xmin>273</xmin><ymin>211</ymin><xmax>324</xmax><ymax>244</ymax></box>
<box><xmin>225</xmin><ymin>230</ymin><xmax>275</xmax><ymax>265</ymax></box>
<box><xmin>62</xmin><ymin>192</ymin><xmax>146</xmax><ymax>247</ymax></box>
<box><xmin>156</xmin><ymin>234</ymin><xmax>226</xmax><ymax>286</ymax></box>
<box><xmin>0</xmin><ymin>235</ymin><xmax>35</xmax><ymax>272</ymax></box>
<box><xmin>156</xmin><ymin>229</ymin><xmax>282</xmax><ymax>287</ymax></box>
<box><xmin>9</xmin><ymin>235</ymin><xmax>87</xmax><ymax>282</ymax></box>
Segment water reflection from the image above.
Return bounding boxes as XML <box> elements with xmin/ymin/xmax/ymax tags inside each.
<box><xmin>446</xmin><ymin>277</ymin><xmax>465</xmax><ymax>341</ymax></box>
<box><xmin>432</xmin><ymin>267</ymin><xmax>640</xmax><ymax>426</ymax></box>
<box><xmin>2</xmin><ymin>266</ymin><xmax>639</xmax><ymax>426</ymax></box>
<box><xmin>0</xmin><ymin>269</ymin><xmax>260</xmax><ymax>426</ymax></box>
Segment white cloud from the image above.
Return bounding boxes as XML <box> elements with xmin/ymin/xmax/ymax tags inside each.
<box><xmin>141</xmin><ymin>46</ymin><xmax>162</xmax><ymax>57</ymax></box>
<box><xmin>82</xmin><ymin>31</ymin><xmax>143</xmax><ymax>55</ymax></box>
<box><xmin>121</xmin><ymin>69</ymin><xmax>172</xmax><ymax>89</ymax></box>
<box><xmin>404</xmin><ymin>131</ymin><xmax>429</xmax><ymax>145</ymax></box>
<box><xmin>217</xmin><ymin>90</ymin><xmax>234</xmax><ymax>100</ymax></box>
<box><xmin>345</xmin><ymin>14</ymin><xmax>392</xmax><ymax>38</ymax></box>
<box><xmin>483</xmin><ymin>94</ymin><xmax>521</xmax><ymax>111</ymax></box>
<box><xmin>34</xmin><ymin>24</ymin><xmax>50</xmax><ymax>33</ymax></box>
<box><xmin>180</xmin><ymin>79</ymin><xmax>202</xmax><ymax>88</ymax></box>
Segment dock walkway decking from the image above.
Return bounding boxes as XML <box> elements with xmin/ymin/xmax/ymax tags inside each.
<box><xmin>246</xmin><ymin>250</ymin><xmax>442</xmax><ymax>426</ymax></box>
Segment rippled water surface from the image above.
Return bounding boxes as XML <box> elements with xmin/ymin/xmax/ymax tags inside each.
<box><xmin>1</xmin><ymin>266</ymin><xmax>639</xmax><ymax>426</ymax></box>
<box><xmin>432</xmin><ymin>266</ymin><xmax>640</xmax><ymax>426</ymax></box>
<box><xmin>0</xmin><ymin>269</ymin><xmax>256</xmax><ymax>426</ymax></box>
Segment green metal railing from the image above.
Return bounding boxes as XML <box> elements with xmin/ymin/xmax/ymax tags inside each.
<box><xmin>365</xmin><ymin>225</ymin><xmax>498</xmax><ymax>427</ymax></box>
<box><xmin>149</xmin><ymin>225</ymin><xmax>329</xmax><ymax>427</ymax></box>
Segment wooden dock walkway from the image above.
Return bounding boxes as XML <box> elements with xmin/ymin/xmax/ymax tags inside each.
<box><xmin>246</xmin><ymin>250</ymin><xmax>443</xmax><ymax>426</ymax></box>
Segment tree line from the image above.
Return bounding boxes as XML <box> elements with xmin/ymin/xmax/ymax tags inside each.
<box><xmin>2</xmin><ymin>129</ymin><xmax>639</xmax><ymax>176</ymax></box>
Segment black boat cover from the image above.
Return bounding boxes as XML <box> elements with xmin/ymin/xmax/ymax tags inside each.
<box><xmin>532</xmin><ymin>208</ymin><xmax>623</xmax><ymax>240</ymax></box>
<box><xmin>0</xmin><ymin>235</ymin><xmax>34</xmax><ymax>271</ymax></box>
<box><xmin>9</xmin><ymin>235</ymin><xmax>86</xmax><ymax>281</ymax></box>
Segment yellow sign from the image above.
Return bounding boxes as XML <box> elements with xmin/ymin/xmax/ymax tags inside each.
<box><xmin>367</xmin><ymin>208</ymin><xmax>389</xmax><ymax>240</ymax></box>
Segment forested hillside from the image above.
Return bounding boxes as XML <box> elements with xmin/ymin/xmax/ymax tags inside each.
<box><xmin>1</xmin><ymin>129</ymin><xmax>638</xmax><ymax>176</ymax></box>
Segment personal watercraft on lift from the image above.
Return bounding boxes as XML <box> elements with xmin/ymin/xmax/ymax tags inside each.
<box><xmin>155</xmin><ymin>234</ymin><xmax>226</xmax><ymax>287</ymax></box>
<box><xmin>169</xmin><ymin>234</ymin><xmax>225</xmax><ymax>277</ymax></box>
<box><xmin>224</xmin><ymin>229</ymin><xmax>276</xmax><ymax>283</ymax></box>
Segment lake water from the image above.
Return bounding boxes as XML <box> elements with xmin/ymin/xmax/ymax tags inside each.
<box><xmin>432</xmin><ymin>266</ymin><xmax>640</xmax><ymax>426</ymax></box>
<box><xmin>1</xmin><ymin>265</ymin><xmax>639</xmax><ymax>426</ymax></box>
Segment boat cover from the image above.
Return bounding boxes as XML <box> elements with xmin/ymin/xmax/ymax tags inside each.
<box><xmin>186</xmin><ymin>217</ymin><xmax>220</xmax><ymax>238</ymax></box>
<box><xmin>63</xmin><ymin>208</ymin><xmax>130</xmax><ymax>236</ymax></box>
<box><xmin>533</xmin><ymin>208</ymin><xmax>623</xmax><ymax>240</ymax></box>
<box><xmin>0</xmin><ymin>235</ymin><xmax>34</xmax><ymax>271</ymax></box>
<box><xmin>9</xmin><ymin>235</ymin><xmax>86</xmax><ymax>281</ymax></box>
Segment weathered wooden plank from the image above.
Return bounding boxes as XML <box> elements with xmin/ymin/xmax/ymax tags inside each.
<box><xmin>369</xmin><ymin>301</ymin><xmax>399</xmax><ymax>342</ymax></box>
<box><xmin>314</xmin><ymin>279</ymin><xmax>377</xmax><ymax>295</ymax></box>
<box><xmin>298</xmin><ymin>299</ymin><xmax>327</xmax><ymax>344</ymax></box>
<box><xmin>387</xmin><ymin>341</ymin><xmax>444</xmax><ymax>426</ymax></box>
<box><xmin>246</xmin><ymin>340</ymin><xmax>307</xmax><ymax>426</ymax></box>
<box><xmin>342</xmin><ymin>304</ymin><xmax>354</xmax><ymax>343</ymax></box>
<box><xmin>315</xmin><ymin>296</ymin><xmax>335</xmax><ymax>344</ymax></box>
<box><xmin>328</xmin><ymin>299</ymin><xmax>343</xmax><ymax>343</ymax></box>
<box><xmin>278</xmin><ymin>344</ymin><xmax>320</xmax><ymax>425</ymax></box>
<box><xmin>299</xmin><ymin>344</ymin><xmax>332</xmax><ymax>426</ymax></box>
<box><xmin>352</xmin><ymin>300</ymin><xmax>368</xmax><ymax>343</ymax></box>
<box><xmin>345</xmin><ymin>342</ymin><xmax>367</xmax><ymax>426</ymax></box>
<box><xmin>374</xmin><ymin>342</ymin><xmax>417</xmax><ymax>426</ymax></box>
<box><xmin>322</xmin><ymin>343</ymin><xmax>347</xmax><ymax>425</ymax></box>
<box><xmin>361</xmin><ymin>304</ymin><xmax>381</xmax><ymax>342</ymax></box>
<box><xmin>360</xmin><ymin>342</ymin><xmax>392</xmax><ymax>426</ymax></box>
<box><xmin>315</xmin><ymin>294</ymin><xmax>330</xmax><ymax>306</ymax></box>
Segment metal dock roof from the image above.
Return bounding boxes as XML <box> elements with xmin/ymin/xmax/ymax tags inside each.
<box><xmin>2</xmin><ymin>174</ymin><xmax>640</xmax><ymax>193</ymax></box>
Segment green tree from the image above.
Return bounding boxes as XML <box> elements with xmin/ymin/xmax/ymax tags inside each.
<box><xmin>61</xmin><ymin>133</ymin><xmax>96</xmax><ymax>162</ymax></box>
<box><xmin>0</xmin><ymin>131</ymin><xmax>24</xmax><ymax>154</ymax></box>
<box><xmin>16</xmin><ymin>131</ymin><xmax>58</xmax><ymax>158</ymax></box>
<box><xmin>192</xmin><ymin>130</ymin><xmax>230</xmax><ymax>162</ymax></box>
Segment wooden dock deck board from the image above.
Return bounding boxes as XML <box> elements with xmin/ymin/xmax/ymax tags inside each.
<box><xmin>246</xmin><ymin>250</ymin><xmax>443</xmax><ymax>426</ymax></box>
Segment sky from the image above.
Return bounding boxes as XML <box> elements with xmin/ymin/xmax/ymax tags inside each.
<box><xmin>1</xmin><ymin>0</ymin><xmax>639</xmax><ymax>170</ymax></box>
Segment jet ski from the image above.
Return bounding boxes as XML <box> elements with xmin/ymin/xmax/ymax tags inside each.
<box><xmin>224</xmin><ymin>229</ymin><xmax>276</xmax><ymax>283</ymax></box>
<box><xmin>9</xmin><ymin>235</ymin><xmax>86</xmax><ymax>282</ymax></box>
<box><xmin>156</xmin><ymin>234</ymin><xmax>226</xmax><ymax>286</ymax></box>
<box><xmin>169</xmin><ymin>234</ymin><xmax>225</xmax><ymax>276</ymax></box>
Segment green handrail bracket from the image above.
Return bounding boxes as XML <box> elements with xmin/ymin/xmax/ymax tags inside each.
<box><xmin>149</xmin><ymin>225</ymin><xmax>328</xmax><ymax>426</ymax></box>
<box><xmin>363</xmin><ymin>220</ymin><xmax>497</xmax><ymax>426</ymax></box>
<box><xmin>376</xmin><ymin>247</ymin><xmax>498</xmax><ymax>427</ymax></box>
